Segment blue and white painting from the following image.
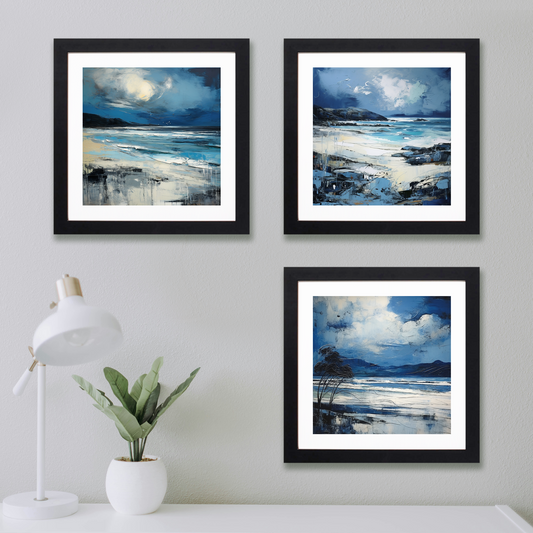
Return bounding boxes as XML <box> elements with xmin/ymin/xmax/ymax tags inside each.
<box><xmin>83</xmin><ymin>67</ymin><xmax>221</xmax><ymax>206</ymax></box>
<box><xmin>313</xmin><ymin>68</ymin><xmax>451</xmax><ymax>206</ymax></box>
<box><xmin>313</xmin><ymin>296</ymin><xmax>451</xmax><ymax>434</ymax></box>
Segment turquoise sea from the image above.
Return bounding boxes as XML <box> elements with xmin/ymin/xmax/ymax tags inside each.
<box><xmin>335</xmin><ymin>117</ymin><xmax>450</xmax><ymax>147</ymax></box>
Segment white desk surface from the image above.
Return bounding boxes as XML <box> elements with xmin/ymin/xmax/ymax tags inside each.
<box><xmin>1</xmin><ymin>504</ymin><xmax>532</xmax><ymax>533</ymax></box>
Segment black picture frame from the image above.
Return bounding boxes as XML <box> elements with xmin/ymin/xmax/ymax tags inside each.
<box><xmin>284</xmin><ymin>39</ymin><xmax>480</xmax><ymax>234</ymax></box>
<box><xmin>54</xmin><ymin>39</ymin><xmax>249</xmax><ymax>235</ymax></box>
<box><xmin>284</xmin><ymin>267</ymin><xmax>480</xmax><ymax>463</ymax></box>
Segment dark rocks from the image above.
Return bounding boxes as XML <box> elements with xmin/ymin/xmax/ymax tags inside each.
<box><xmin>399</xmin><ymin>172</ymin><xmax>450</xmax><ymax>205</ymax></box>
<box><xmin>85</xmin><ymin>167</ymin><xmax>107</xmax><ymax>181</ymax></box>
<box><xmin>407</xmin><ymin>154</ymin><xmax>433</xmax><ymax>165</ymax></box>
<box><xmin>396</xmin><ymin>143</ymin><xmax>451</xmax><ymax>166</ymax></box>
<box><xmin>314</xmin><ymin>105</ymin><xmax>388</xmax><ymax>125</ymax></box>
<box><xmin>83</xmin><ymin>113</ymin><xmax>132</xmax><ymax>128</ymax></box>
<box><xmin>434</xmin><ymin>143</ymin><xmax>451</xmax><ymax>151</ymax></box>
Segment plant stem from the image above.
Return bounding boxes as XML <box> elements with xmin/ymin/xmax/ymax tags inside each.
<box><xmin>128</xmin><ymin>442</ymin><xmax>133</xmax><ymax>462</ymax></box>
<box><xmin>132</xmin><ymin>439</ymin><xmax>140</xmax><ymax>461</ymax></box>
<box><xmin>140</xmin><ymin>437</ymin><xmax>147</xmax><ymax>457</ymax></box>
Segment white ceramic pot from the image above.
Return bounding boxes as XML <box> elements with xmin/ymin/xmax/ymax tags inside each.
<box><xmin>105</xmin><ymin>455</ymin><xmax>167</xmax><ymax>515</ymax></box>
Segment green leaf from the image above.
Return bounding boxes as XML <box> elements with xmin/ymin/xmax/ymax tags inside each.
<box><xmin>104</xmin><ymin>367</ymin><xmax>136</xmax><ymax>414</ymax></box>
<box><xmin>93</xmin><ymin>403</ymin><xmax>132</xmax><ymax>440</ymax></box>
<box><xmin>72</xmin><ymin>375</ymin><xmax>111</xmax><ymax>409</ymax></box>
<box><xmin>135</xmin><ymin>357</ymin><xmax>164</xmax><ymax>419</ymax></box>
<box><xmin>130</xmin><ymin>374</ymin><xmax>147</xmax><ymax>402</ymax></box>
<box><xmin>93</xmin><ymin>404</ymin><xmax>144</xmax><ymax>442</ymax></box>
<box><xmin>152</xmin><ymin>367</ymin><xmax>200</xmax><ymax>424</ymax></box>
<box><xmin>140</xmin><ymin>420</ymin><xmax>157</xmax><ymax>439</ymax></box>
<box><xmin>96</xmin><ymin>389</ymin><xmax>114</xmax><ymax>406</ymax></box>
<box><xmin>141</xmin><ymin>383</ymin><xmax>160</xmax><ymax>424</ymax></box>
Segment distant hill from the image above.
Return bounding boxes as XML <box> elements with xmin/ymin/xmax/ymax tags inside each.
<box><xmin>325</xmin><ymin>357</ymin><xmax>450</xmax><ymax>378</ymax></box>
<box><xmin>83</xmin><ymin>113</ymin><xmax>132</xmax><ymax>128</ymax></box>
<box><xmin>381</xmin><ymin>359</ymin><xmax>451</xmax><ymax>378</ymax></box>
<box><xmin>342</xmin><ymin>358</ymin><xmax>380</xmax><ymax>374</ymax></box>
<box><xmin>313</xmin><ymin>105</ymin><xmax>388</xmax><ymax>125</ymax></box>
<box><xmin>389</xmin><ymin>111</ymin><xmax>450</xmax><ymax>118</ymax></box>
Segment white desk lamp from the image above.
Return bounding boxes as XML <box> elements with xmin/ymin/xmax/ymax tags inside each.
<box><xmin>2</xmin><ymin>275</ymin><xmax>123</xmax><ymax>520</ymax></box>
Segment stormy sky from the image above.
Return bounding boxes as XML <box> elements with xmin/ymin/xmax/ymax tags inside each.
<box><xmin>314</xmin><ymin>67</ymin><xmax>451</xmax><ymax>117</ymax></box>
<box><xmin>313</xmin><ymin>296</ymin><xmax>451</xmax><ymax>366</ymax></box>
<box><xmin>83</xmin><ymin>67</ymin><xmax>220</xmax><ymax>126</ymax></box>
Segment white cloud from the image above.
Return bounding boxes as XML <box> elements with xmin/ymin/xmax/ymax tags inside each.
<box><xmin>400</xmin><ymin>314</ymin><xmax>449</xmax><ymax>345</ymax></box>
<box><xmin>353</xmin><ymin>81</ymin><xmax>372</xmax><ymax>95</ymax></box>
<box><xmin>86</xmin><ymin>68</ymin><xmax>219</xmax><ymax>114</ymax></box>
<box><xmin>315</xmin><ymin>296</ymin><xmax>450</xmax><ymax>357</ymax></box>
<box><xmin>91</xmin><ymin>69</ymin><xmax>162</xmax><ymax>108</ymax></box>
<box><xmin>352</xmin><ymin>70</ymin><xmax>450</xmax><ymax>114</ymax></box>
<box><xmin>371</xmin><ymin>74</ymin><xmax>429</xmax><ymax>109</ymax></box>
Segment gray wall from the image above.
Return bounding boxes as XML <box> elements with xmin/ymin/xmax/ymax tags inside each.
<box><xmin>2</xmin><ymin>0</ymin><xmax>533</xmax><ymax>525</ymax></box>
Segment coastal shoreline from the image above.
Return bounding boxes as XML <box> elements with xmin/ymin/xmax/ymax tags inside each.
<box><xmin>83</xmin><ymin>131</ymin><xmax>221</xmax><ymax>206</ymax></box>
<box><xmin>312</xmin><ymin>119</ymin><xmax>451</xmax><ymax>206</ymax></box>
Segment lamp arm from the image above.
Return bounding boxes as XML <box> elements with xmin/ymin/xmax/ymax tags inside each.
<box><xmin>13</xmin><ymin>368</ymin><xmax>35</xmax><ymax>396</ymax></box>
<box><xmin>13</xmin><ymin>347</ymin><xmax>39</xmax><ymax>396</ymax></box>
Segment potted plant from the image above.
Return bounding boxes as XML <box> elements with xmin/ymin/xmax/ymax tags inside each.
<box><xmin>73</xmin><ymin>357</ymin><xmax>199</xmax><ymax>515</ymax></box>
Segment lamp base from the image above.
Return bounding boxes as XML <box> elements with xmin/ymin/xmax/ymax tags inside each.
<box><xmin>2</xmin><ymin>491</ymin><xmax>78</xmax><ymax>519</ymax></box>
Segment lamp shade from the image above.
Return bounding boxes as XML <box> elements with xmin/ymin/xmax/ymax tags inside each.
<box><xmin>33</xmin><ymin>295</ymin><xmax>122</xmax><ymax>366</ymax></box>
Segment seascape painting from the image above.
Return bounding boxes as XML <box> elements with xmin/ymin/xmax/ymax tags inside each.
<box><xmin>313</xmin><ymin>295</ymin><xmax>451</xmax><ymax>435</ymax></box>
<box><xmin>83</xmin><ymin>67</ymin><xmax>221</xmax><ymax>206</ymax></box>
<box><xmin>313</xmin><ymin>67</ymin><xmax>451</xmax><ymax>206</ymax></box>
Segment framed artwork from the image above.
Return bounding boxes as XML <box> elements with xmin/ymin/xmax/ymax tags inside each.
<box><xmin>284</xmin><ymin>39</ymin><xmax>480</xmax><ymax>234</ymax></box>
<box><xmin>54</xmin><ymin>39</ymin><xmax>249</xmax><ymax>234</ymax></box>
<box><xmin>284</xmin><ymin>267</ymin><xmax>480</xmax><ymax>463</ymax></box>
